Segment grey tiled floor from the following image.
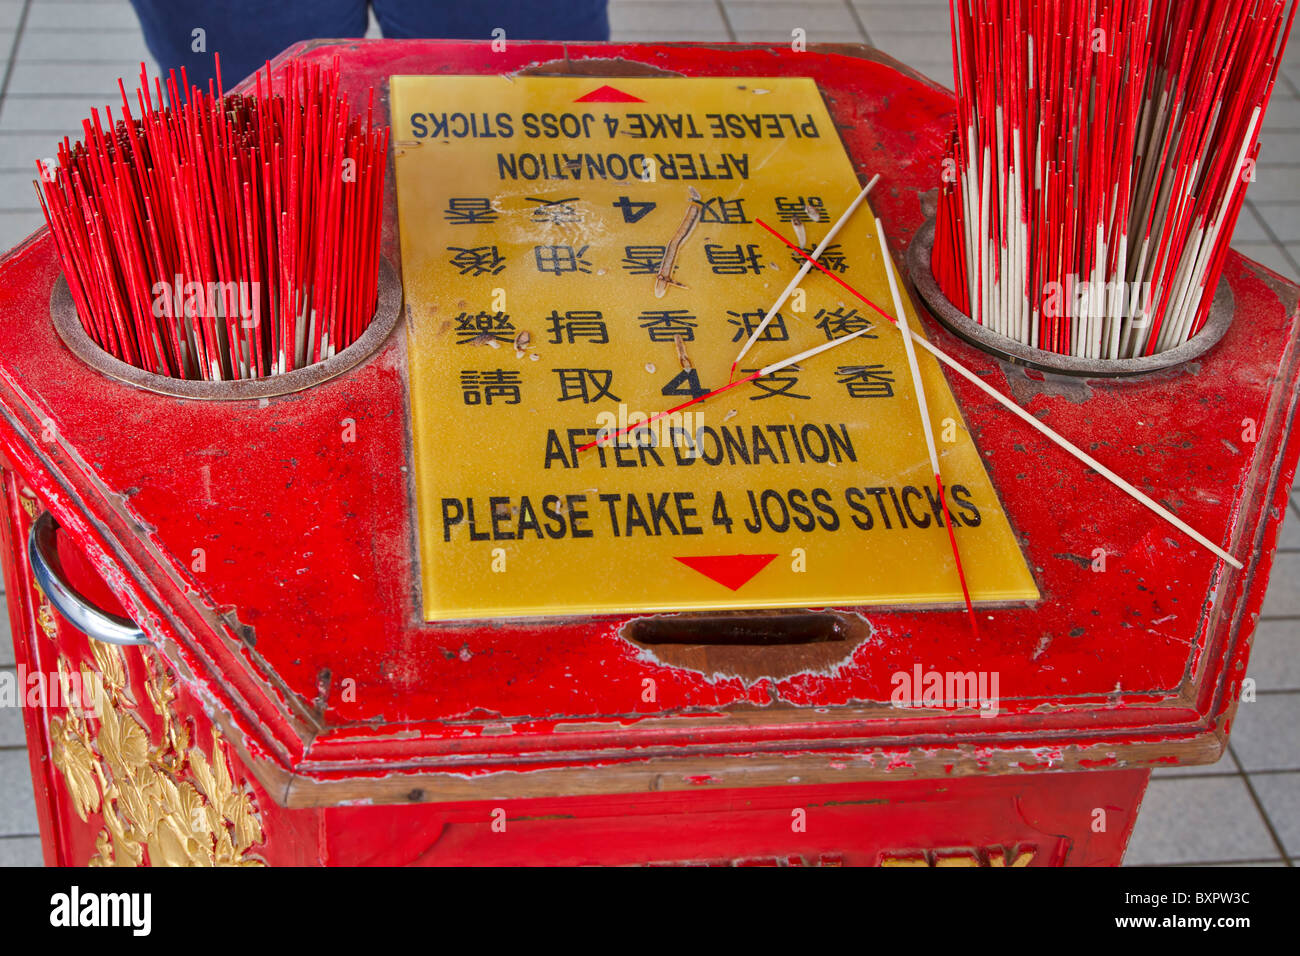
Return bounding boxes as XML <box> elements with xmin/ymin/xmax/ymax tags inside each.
<box><xmin>0</xmin><ymin>0</ymin><xmax>1297</xmax><ymax>867</ymax></box>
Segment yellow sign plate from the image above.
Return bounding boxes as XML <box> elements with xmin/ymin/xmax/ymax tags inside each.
<box><xmin>391</xmin><ymin>75</ymin><xmax>1038</xmax><ymax>621</ymax></box>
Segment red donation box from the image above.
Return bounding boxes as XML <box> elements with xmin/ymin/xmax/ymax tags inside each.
<box><xmin>1</xmin><ymin>39</ymin><xmax>1296</xmax><ymax>867</ymax></box>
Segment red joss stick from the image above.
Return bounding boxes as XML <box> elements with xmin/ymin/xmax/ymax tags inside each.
<box><xmin>933</xmin><ymin>0</ymin><xmax>1296</xmax><ymax>359</ymax></box>
<box><xmin>35</xmin><ymin>56</ymin><xmax>389</xmax><ymax>381</ymax></box>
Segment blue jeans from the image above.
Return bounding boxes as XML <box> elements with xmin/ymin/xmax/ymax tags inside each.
<box><xmin>128</xmin><ymin>0</ymin><xmax>611</xmax><ymax>89</ymax></box>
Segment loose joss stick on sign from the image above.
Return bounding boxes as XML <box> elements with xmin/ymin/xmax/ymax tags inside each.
<box><xmin>757</xmin><ymin>216</ymin><xmax>1244</xmax><ymax>571</ymax></box>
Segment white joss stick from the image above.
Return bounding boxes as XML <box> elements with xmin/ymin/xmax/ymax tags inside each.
<box><xmin>905</xmin><ymin>330</ymin><xmax>1244</xmax><ymax>570</ymax></box>
<box><xmin>876</xmin><ymin>220</ymin><xmax>940</xmax><ymax>474</ymax></box>
<box><xmin>732</xmin><ymin>174</ymin><xmax>880</xmax><ymax>369</ymax></box>
<box><xmin>770</xmin><ymin>207</ymin><xmax>1245</xmax><ymax>572</ymax></box>
<box><xmin>757</xmin><ymin>327</ymin><xmax>871</xmax><ymax>377</ymax></box>
<box><xmin>879</xmin><ymin>218</ymin><xmax>978</xmax><ymax>627</ymax></box>
<box><xmin>582</xmin><ymin>326</ymin><xmax>873</xmax><ymax>453</ymax></box>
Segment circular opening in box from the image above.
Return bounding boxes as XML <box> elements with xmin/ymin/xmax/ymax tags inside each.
<box><xmin>49</xmin><ymin>258</ymin><xmax>403</xmax><ymax>400</ymax></box>
<box><xmin>905</xmin><ymin>219</ymin><xmax>1234</xmax><ymax>378</ymax></box>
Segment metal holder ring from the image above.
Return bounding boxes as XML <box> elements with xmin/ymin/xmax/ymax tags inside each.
<box><xmin>28</xmin><ymin>512</ymin><xmax>148</xmax><ymax>646</ymax></box>
<box><xmin>49</xmin><ymin>257</ymin><xmax>404</xmax><ymax>400</ymax></box>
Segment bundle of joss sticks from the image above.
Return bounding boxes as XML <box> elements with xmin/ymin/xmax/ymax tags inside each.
<box><xmin>933</xmin><ymin>0</ymin><xmax>1295</xmax><ymax>358</ymax></box>
<box><xmin>36</xmin><ymin>57</ymin><xmax>388</xmax><ymax>380</ymax></box>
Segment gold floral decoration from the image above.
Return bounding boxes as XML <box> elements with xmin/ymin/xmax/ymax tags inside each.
<box><xmin>35</xmin><ymin>591</ymin><xmax>57</xmax><ymax>641</ymax></box>
<box><xmin>20</xmin><ymin>496</ymin><xmax>56</xmax><ymax>641</ymax></box>
<box><xmin>48</xmin><ymin>643</ymin><xmax>264</xmax><ymax>866</ymax></box>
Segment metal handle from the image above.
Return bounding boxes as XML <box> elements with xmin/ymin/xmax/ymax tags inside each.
<box><xmin>27</xmin><ymin>511</ymin><xmax>148</xmax><ymax>646</ymax></box>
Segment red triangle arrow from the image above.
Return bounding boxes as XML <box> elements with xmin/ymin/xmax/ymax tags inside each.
<box><xmin>575</xmin><ymin>84</ymin><xmax>644</xmax><ymax>103</ymax></box>
<box><xmin>674</xmin><ymin>553</ymin><xmax>778</xmax><ymax>591</ymax></box>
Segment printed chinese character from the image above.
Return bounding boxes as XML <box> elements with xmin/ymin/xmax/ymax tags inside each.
<box><xmin>444</xmin><ymin>197</ymin><xmax>498</xmax><ymax>225</ymax></box>
<box><xmin>775</xmin><ymin>196</ymin><xmax>829</xmax><ymax>223</ymax></box>
<box><xmin>460</xmin><ymin>369</ymin><xmax>522</xmax><ymax>405</ymax></box>
<box><xmin>814</xmin><ymin>306</ymin><xmax>876</xmax><ymax>340</ymax></box>
<box><xmin>790</xmin><ymin>242</ymin><xmax>849</xmax><ymax>273</ymax></box>
<box><xmin>454</xmin><ymin>311</ymin><xmax>516</xmax><ymax>345</ymax></box>
<box><xmin>535</xmin><ymin>244</ymin><xmax>592</xmax><ymax>275</ymax></box>
<box><xmin>705</xmin><ymin>243</ymin><xmax>763</xmax><ymax>275</ymax></box>
<box><xmin>638</xmin><ymin>309</ymin><xmax>698</xmax><ymax>343</ymax></box>
<box><xmin>527</xmin><ymin>196</ymin><xmax>582</xmax><ymax>224</ymax></box>
<box><xmin>546</xmin><ymin>310</ymin><xmax>608</xmax><ymax>345</ymax></box>
<box><xmin>697</xmin><ymin>196</ymin><xmax>750</xmax><ymax>224</ymax></box>
<box><xmin>836</xmin><ymin>365</ymin><xmax>895</xmax><ymax>398</ymax></box>
<box><xmin>454</xmin><ymin>311</ymin><xmax>515</xmax><ymax>345</ymax></box>
<box><xmin>622</xmin><ymin>245</ymin><xmax>666</xmax><ymax>275</ymax></box>
<box><xmin>727</xmin><ymin>308</ymin><xmax>788</xmax><ymax>343</ymax></box>
<box><xmin>741</xmin><ymin>368</ymin><xmax>810</xmax><ymax>401</ymax></box>
<box><xmin>447</xmin><ymin>245</ymin><xmax>506</xmax><ymax>277</ymax></box>
<box><xmin>553</xmin><ymin>368</ymin><xmax>620</xmax><ymax>404</ymax></box>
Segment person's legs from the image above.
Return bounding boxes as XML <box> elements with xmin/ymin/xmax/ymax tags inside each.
<box><xmin>371</xmin><ymin>0</ymin><xmax>610</xmax><ymax>42</ymax></box>
<box><xmin>126</xmin><ymin>0</ymin><xmax>369</xmax><ymax>91</ymax></box>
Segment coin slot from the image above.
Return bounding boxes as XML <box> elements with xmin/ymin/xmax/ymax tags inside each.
<box><xmin>621</xmin><ymin>610</ymin><xmax>869</xmax><ymax>683</ymax></box>
<box><xmin>625</xmin><ymin>611</ymin><xmax>845</xmax><ymax>646</ymax></box>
